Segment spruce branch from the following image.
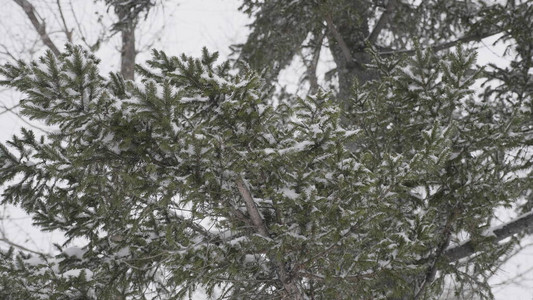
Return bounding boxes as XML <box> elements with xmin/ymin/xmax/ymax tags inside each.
<box><xmin>415</xmin><ymin>211</ymin><xmax>456</xmax><ymax>299</ymax></box>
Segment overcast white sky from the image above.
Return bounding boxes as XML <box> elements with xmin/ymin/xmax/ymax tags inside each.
<box><xmin>1</xmin><ymin>1</ymin><xmax>532</xmax><ymax>298</ymax></box>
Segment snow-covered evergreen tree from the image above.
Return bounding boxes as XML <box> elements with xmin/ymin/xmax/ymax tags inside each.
<box><xmin>0</xmin><ymin>36</ymin><xmax>530</xmax><ymax>299</ymax></box>
<box><xmin>0</xmin><ymin>0</ymin><xmax>532</xmax><ymax>299</ymax></box>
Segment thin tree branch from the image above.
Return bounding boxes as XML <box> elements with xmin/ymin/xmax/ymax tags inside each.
<box><xmin>56</xmin><ymin>0</ymin><xmax>73</xmax><ymax>43</ymax></box>
<box><xmin>300</xmin><ymin>30</ymin><xmax>325</xmax><ymax>95</ymax></box>
<box><xmin>445</xmin><ymin>211</ymin><xmax>533</xmax><ymax>262</ymax></box>
<box><xmin>0</xmin><ymin>103</ymin><xmax>52</xmax><ymax>133</ymax></box>
<box><xmin>236</xmin><ymin>177</ymin><xmax>304</xmax><ymax>299</ymax></box>
<box><xmin>13</xmin><ymin>0</ymin><xmax>61</xmax><ymax>56</ymax></box>
<box><xmin>415</xmin><ymin>210</ymin><xmax>456</xmax><ymax>299</ymax></box>
<box><xmin>367</xmin><ymin>0</ymin><xmax>396</xmax><ymax>44</ymax></box>
<box><xmin>0</xmin><ymin>237</ymin><xmax>52</xmax><ymax>257</ymax></box>
<box><xmin>0</xmin><ymin>103</ymin><xmax>20</xmax><ymax>116</ymax></box>
<box><xmin>236</xmin><ymin>177</ymin><xmax>269</xmax><ymax>237</ymax></box>
<box><xmin>0</xmin><ymin>44</ymin><xmax>18</xmax><ymax>61</ymax></box>
<box><xmin>324</xmin><ymin>13</ymin><xmax>353</xmax><ymax>64</ymax></box>
<box><xmin>379</xmin><ymin>30</ymin><xmax>501</xmax><ymax>57</ymax></box>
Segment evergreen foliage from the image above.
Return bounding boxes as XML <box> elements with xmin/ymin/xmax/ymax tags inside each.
<box><xmin>234</xmin><ymin>0</ymin><xmax>531</xmax><ymax>101</ymax></box>
<box><xmin>1</xmin><ymin>0</ymin><xmax>533</xmax><ymax>299</ymax></box>
<box><xmin>0</xmin><ymin>37</ymin><xmax>529</xmax><ymax>299</ymax></box>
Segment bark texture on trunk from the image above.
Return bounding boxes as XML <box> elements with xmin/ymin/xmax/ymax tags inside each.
<box><xmin>325</xmin><ymin>1</ymin><xmax>377</xmax><ymax>106</ymax></box>
<box><xmin>117</xmin><ymin>10</ymin><xmax>136</xmax><ymax>80</ymax></box>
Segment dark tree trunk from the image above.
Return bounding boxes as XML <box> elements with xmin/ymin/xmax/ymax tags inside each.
<box><xmin>325</xmin><ymin>1</ymin><xmax>377</xmax><ymax>106</ymax></box>
<box><xmin>117</xmin><ymin>10</ymin><xmax>136</xmax><ymax>80</ymax></box>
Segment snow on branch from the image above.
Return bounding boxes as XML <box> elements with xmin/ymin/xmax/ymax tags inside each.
<box><xmin>445</xmin><ymin>212</ymin><xmax>533</xmax><ymax>262</ymax></box>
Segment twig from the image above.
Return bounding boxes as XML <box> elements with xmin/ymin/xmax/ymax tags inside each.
<box><xmin>56</xmin><ymin>0</ymin><xmax>72</xmax><ymax>42</ymax></box>
<box><xmin>0</xmin><ymin>44</ymin><xmax>18</xmax><ymax>61</ymax></box>
<box><xmin>0</xmin><ymin>103</ymin><xmax>53</xmax><ymax>133</ymax></box>
<box><xmin>0</xmin><ymin>237</ymin><xmax>52</xmax><ymax>257</ymax></box>
<box><xmin>0</xmin><ymin>103</ymin><xmax>20</xmax><ymax>116</ymax></box>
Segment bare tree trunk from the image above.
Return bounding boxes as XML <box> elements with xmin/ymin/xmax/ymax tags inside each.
<box><xmin>325</xmin><ymin>1</ymin><xmax>377</xmax><ymax>105</ymax></box>
<box><xmin>324</xmin><ymin>0</ymin><xmax>379</xmax><ymax>140</ymax></box>
<box><xmin>117</xmin><ymin>9</ymin><xmax>136</xmax><ymax>80</ymax></box>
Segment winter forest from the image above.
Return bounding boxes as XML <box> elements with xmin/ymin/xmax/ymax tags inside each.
<box><xmin>0</xmin><ymin>0</ymin><xmax>532</xmax><ymax>299</ymax></box>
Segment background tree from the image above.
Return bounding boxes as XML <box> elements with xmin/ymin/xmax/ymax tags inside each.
<box><xmin>104</xmin><ymin>0</ymin><xmax>159</xmax><ymax>80</ymax></box>
<box><xmin>12</xmin><ymin>0</ymin><xmax>160</xmax><ymax>80</ymax></box>
<box><xmin>1</xmin><ymin>0</ymin><xmax>167</xmax><ymax>133</ymax></box>
<box><xmin>234</xmin><ymin>0</ymin><xmax>529</xmax><ymax>99</ymax></box>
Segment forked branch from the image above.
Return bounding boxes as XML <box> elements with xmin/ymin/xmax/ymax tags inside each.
<box><xmin>13</xmin><ymin>0</ymin><xmax>61</xmax><ymax>56</ymax></box>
